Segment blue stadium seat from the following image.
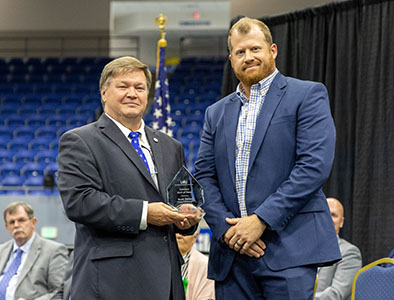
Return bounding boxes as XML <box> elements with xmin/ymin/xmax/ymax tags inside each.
<box><xmin>25</xmin><ymin>115</ymin><xmax>48</xmax><ymax>126</ymax></box>
<box><xmin>43</xmin><ymin>94</ymin><xmax>65</xmax><ymax>105</ymax></box>
<box><xmin>18</xmin><ymin>103</ymin><xmax>41</xmax><ymax>116</ymax></box>
<box><xmin>76</xmin><ymin>103</ymin><xmax>101</xmax><ymax>116</ymax></box>
<box><xmin>62</xmin><ymin>94</ymin><xmax>84</xmax><ymax>105</ymax></box>
<box><xmin>14</xmin><ymin>84</ymin><xmax>35</xmax><ymax>94</ymax></box>
<box><xmin>28</xmin><ymin>137</ymin><xmax>53</xmax><ymax>150</ymax></box>
<box><xmin>35</xmin><ymin>150</ymin><xmax>57</xmax><ymax>163</ymax></box>
<box><xmin>0</xmin><ymin>126</ymin><xmax>14</xmax><ymax>139</ymax></box>
<box><xmin>83</xmin><ymin>96</ymin><xmax>101</xmax><ymax>108</ymax></box>
<box><xmin>5</xmin><ymin>114</ymin><xmax>26</xmax><ymax>126</ymax></box>
<box><xmin>0</xmin><ymin>175</ymin><xmax>26</xmax><ymax>186</ymax></box>
<box><xmin>67</xmin><ymin>115</ymin><xmax>92</xmax><ymax>126</ymax></box>
<box><xmin>22</xmin><ymin>94</ymin><xmax>44</xmax><ymax>105</ymax></box>
<box><xmin>56</xmin><ymin>103</ymin><xmax>78</xmax><ymax>115</ymax></box>
<box><xmin>35</xmin><ymin>126</ymin><xmax>59</xmax><ymax>139</ymax></box>
<box><xmin>13</xmin><ymin>126</ymin><xmax>37</xmax><ymax>139</ymax></box>
<box><xmin>7</xmin><ymin>136</ymin><xmax>33</xmax><ymax>151</ymax></box>
<box><xmin>0</xmin><ymin>137</ymin><xmax>12</xmax><ymax>150</ymax></box>
<box><xmin>24</xmin><ymin>175</ymin><xmax>44</xmax><ymax>186</ymax></box>
<box><xmin>13</xmin><ymin>149</ymin><xmax>38</xmax><ymax>163</ymax></box>
<box><xmin>37</xmin><ymin>103</ymin><xmax>60</xmax><ymax>115</ymax></box>
<box><xmin>45</xmin><ymin>162</ymin><xmax>58</xmax><ymax>175</ymax></box>
<box><xmin>0</xmin><ymin>149</ymin><xmax>16</xmax><ymax>162</ymax></box>
<box><xmin>1</xmin><ymin>94</ymin><xmax>22</xmax><ymax>104</ymax></box>
<box><xmin>34</xmin><ymin>84</ymin><xmax>53</xmax><ymax>94</ymax></box>
<box><xmin>0</xmin><ymin>103</ymin><xmax>20</xmax><ymax>115</ymax></box>
<box><xmin>21</xmin><ymin>162</ymin><xmax>47</xmax><ymax>177</ymax></box>
<box><xmin>0</xmin><ymin>162</ymin><xmax>24</xmax><ymax>176</ymax></box>
<box><xmin>46</xmin><ymin>115</ymin><xmax>68</xmax><ymax>127</ymax></box>
<box><xmin>8</xmin><ymin>74</ymin><xmax>27</xmax><ymax>83</ymax></box>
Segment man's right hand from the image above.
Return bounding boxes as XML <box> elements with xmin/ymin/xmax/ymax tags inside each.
<box><xmin>147</xmin><ymin>202</ymin><xmax>185</xmax><ymax>226</ymax></box>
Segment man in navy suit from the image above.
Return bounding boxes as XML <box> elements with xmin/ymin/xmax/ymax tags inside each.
<box><xmin>195</xmin><ymin>17</ymin><xmax>341</xmax><ymax>299</ymax></box>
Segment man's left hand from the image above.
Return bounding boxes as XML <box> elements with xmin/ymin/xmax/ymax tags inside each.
<box><xmin>224</xmin><ymin>214</ymin><xmax>266</xmax><ymax>253</ymax></box>
<box><xmin>175</xmin><ymin>208</ymin><xmax>202</xmax><ymax>230</ymax></box>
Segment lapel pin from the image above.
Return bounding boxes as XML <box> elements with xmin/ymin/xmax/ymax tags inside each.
<box><xmin>153</xmin><ymin>137</ymin><xmax>159</xmax><ymax>143</ymax></box>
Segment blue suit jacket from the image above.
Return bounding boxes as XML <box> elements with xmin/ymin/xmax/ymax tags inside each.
<box><xmin>195</xmin><ymin>72</ymin><xmax>341</xmax><ymax>281</ymax></box>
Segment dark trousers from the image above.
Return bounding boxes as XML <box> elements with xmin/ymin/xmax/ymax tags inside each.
<box><xmin>215</xmin><ymin>253</ymin><xmax>317</xmax><ymax>300</ymax></box>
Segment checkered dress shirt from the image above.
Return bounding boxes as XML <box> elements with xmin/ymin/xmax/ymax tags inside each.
<box><xmin>235</xmin><ymin>69</ymin><xmax>278</xmax><ymax>217</ymax></box>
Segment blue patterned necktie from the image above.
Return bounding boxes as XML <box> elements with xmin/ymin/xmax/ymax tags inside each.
<box><xmin>0</xmin><ymin>248</ymin><xmax>23</xmax><ymax>300</ymax></box>
<box><xmin>129</xmin><ymin>132</ymin><xmax>151</xmax><ymax>174</ymax></box>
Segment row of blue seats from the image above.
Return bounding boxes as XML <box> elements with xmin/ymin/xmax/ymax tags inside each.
<box><xmin>0</xmin><ymin>127</ymin><xmax>73</xmax><ymax>149</ymax></box>
<box><xmin>0</xmin><ymin>57</ymin><xmax>112</xmax><ymax>66</ymax></box>
<box><xmin>0</xmin><ymin>149</ymin><xmax>57</xmax><ymax>163</ymax></box>
<box><xmin>0</xmin><ymin>114</ymin><xmax>93</xmax><ymax>127</ymax></box>
<box><xmin>0</xmin><ymin>73</ymin><xmax>100</xmax><ymax>84</ymax></box>
<box><xmin>0</xmin><ymin>101</ymin><xmax>99</xmax><ymax>112</ymax></box>
<box><xmin>0</xmin><ymin>86</ymin><xmax>100</xmax><ymax>97</ymax></box>
<box><xmin>0</xmin><ymin>136</ymin><xmax>58</xmax><ymax>151</ymax></box>
<box><xmin>0</xmin><ymin>91</ymin><xmax>101</xmax><ymax>105</ymax></box>
<box><xmin>0</xmin><ymin>161</ymin><xmax>57</xmax><ymax>177</ymax></box>
<box><xmin>0</xmin><ymin>188</ymin><xmax>59</xmax><ymax>196</ymax></box>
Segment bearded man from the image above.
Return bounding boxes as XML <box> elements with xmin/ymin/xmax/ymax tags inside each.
<box><xmin>194</xmin><ymin>17</ymin><xmax>341</xmax><ymax>300</ymax></box>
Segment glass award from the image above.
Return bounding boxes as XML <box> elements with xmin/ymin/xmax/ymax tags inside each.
<box><xmin>166</xmin><ymin>165</ymin><xmax>205</xmax><ymax>216</ymax></box>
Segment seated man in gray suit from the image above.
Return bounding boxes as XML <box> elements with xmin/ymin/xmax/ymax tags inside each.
<box><xmin>315</xmin><ymin>198</ymin><xmax>362</xmax><ymax>300</ymax></box>
<box><xmin>0</xmin><ymin>202</ymin><xmax>69</xmax><ymax>300</ymax></box>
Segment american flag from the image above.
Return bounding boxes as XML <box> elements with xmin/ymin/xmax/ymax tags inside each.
<box><xmin>152</xmin><ymin>42</ymin><xmax>173</xmax><ymax>136</ymax></box>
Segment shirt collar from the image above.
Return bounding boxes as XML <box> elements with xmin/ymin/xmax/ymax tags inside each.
<box><xmin>13</xmin><ymin>231</ymin><xmax>36</xmax><ymax>253</ymax></box>
<box><xmin>236</xmin><ymin>68</ymin><xmax>279</xmax><ymax>104</ymax></box>
<box><xmin>106</xmin><ymin>113</ymin><xmax>146</xmax><ymax>137</ymax></box>
<box><xmin>105</xmin><ymin>113</ymin><xmax>149</xmax><ymax>148</ymax></box>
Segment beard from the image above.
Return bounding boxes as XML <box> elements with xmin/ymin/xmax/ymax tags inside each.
<box><xmin>234</xmin><ymin>58</ymin><xmax>276</xmax><ymax>87</ymax></box>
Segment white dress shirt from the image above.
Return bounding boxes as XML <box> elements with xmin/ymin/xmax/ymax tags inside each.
<box><xmin>0</xmin><ymin>232</ymin><xmax>36</xmax><ymax>300</ymax></box>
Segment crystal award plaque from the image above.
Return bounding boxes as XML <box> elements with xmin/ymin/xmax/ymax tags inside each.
<box><xmin>166</xmin><ymin>165</ymin><xmax>204</xmax><ymax>215</ymax></box>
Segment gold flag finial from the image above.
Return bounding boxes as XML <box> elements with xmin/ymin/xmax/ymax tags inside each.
<box><xmin>155</xmin><ymin>13</ymin><xmax>167</xmax><ymax>47</ymax></box>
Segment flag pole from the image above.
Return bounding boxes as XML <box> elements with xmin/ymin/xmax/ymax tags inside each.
<box><xmin>152</xmin><ymin>14</ymin><xmax>173</xmax><ymax>136</ymax></box>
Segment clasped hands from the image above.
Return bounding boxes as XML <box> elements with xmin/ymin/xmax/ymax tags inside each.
<box><xmin>147</xmin><ymin>202</ymin><xmax>201</xmax><ymax>230</ymax></box>
<box><xmin>224</xmin><ymin>214</ymin><xmax>266</xmax><ymax>258</ymax></box>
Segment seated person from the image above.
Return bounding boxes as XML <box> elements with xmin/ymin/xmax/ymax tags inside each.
<box><xmin>176</xmin><ymin>229</ymin><xmax>215</xmax><ymax>300</ymax></box>
<box><xmin>0</xmin><ymin>202</ymin><xmax>69</xmax><ymax>300</ymax></box>
<box><xmin>315</xmin><ymin>197</ymin><xmax>362</xmax><ymax>300</ymax></box>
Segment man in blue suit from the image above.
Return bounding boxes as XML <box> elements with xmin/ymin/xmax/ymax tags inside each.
<box><xmin>194</xmin><ymin>17</ymin><xmax>341</xmax><ymax>299</ymax></box>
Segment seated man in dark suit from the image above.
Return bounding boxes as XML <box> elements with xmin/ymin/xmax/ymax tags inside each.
<box><xmin>0</xmin><ymin>201</ymin><xmax>69</xmax><ymax>300</ymax></box>
<box><xmin>315</xmin><ymin>198</ymin><xmax>362</xmax><ymax>300</ymax></box>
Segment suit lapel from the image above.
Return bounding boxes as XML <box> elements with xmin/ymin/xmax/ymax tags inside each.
<box><xmin>145</xmin><ymin>127</ymin><xmax>167</xmax><ymax>199</ymax></box>
<box><xmin>0</xmin><ymin>241</ymin><xmax>13</xmax><ymax>273</ymax></box>
<box><xmin>248</xmin><ymin>73</ymin><xmax>287</xmax><ymax>171</ymax></box>
<box><xmin>223</xmin><ymin>94</ymin><xmax>242</xmax><ymax>186</ymax></box>
<box><xmin>16</xmin><ymin>234</ymin><xmax>40</xmax><ymax>289</ymax></box>
<box><xmin>98</xmin><ymin>114</ymin><xmax>157</xmax><ymax>190</ymax></box>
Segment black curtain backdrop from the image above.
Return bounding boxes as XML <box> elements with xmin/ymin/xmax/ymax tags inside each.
<box><xmin>221</xmin><ymin>0</ymin><xmax>394</xmax><ymax>264</ymax></box>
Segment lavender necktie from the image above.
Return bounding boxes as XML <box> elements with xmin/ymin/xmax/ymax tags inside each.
<box><xmin>129</xmin><ymin>132</ymin><xmax>151</xmax><ymax>174</ymax></box>
<box><xmin>0</xmin><ymin>248</ymin><xmax>23</xmax><ymax>300</ymax></box>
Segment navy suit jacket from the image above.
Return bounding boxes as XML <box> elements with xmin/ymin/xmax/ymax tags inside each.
<box><xmin>58</xmin><ymin>114</ymin><xmax>189</xmax><ymax>300</ymax></box>
<box><xmin>195</xmin><ymin>72</ymin><xmax>341</xmax><ymax>281</ymax></box>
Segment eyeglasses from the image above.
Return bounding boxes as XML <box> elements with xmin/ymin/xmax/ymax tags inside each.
<box><xmin>6</xmin><ymin>218</ymin><xmax>31</xmax><ymax>226</ymax></box>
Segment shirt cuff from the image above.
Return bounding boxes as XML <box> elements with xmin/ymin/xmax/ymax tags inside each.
<box><xmin>139</xmin><ymin>201</ymin><xmax>148</xmax><ymax>230</ymax></box>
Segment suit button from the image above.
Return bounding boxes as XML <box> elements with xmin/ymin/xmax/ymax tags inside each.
<box><xmin>163</xmin><ymin>236</ymin><xmax>168</xmax><ymax>242</ymax></box>
<box><xmin>130</xmin><ymin>227</ymin><xmax>135</xmax><ymax>232</ymax></box>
